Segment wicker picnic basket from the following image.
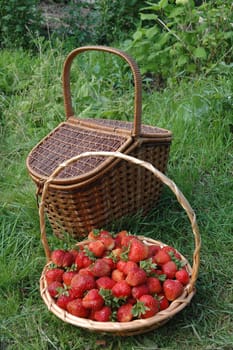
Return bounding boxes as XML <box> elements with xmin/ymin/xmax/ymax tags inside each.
<box><xmin>39</xmin><ymin>151</ymin><xmax>201</xmax><ymax>336</ymax></box>
<box><xmin>26</xmin><ymin>46</ymin><xmax>172</xmax><ymax>239</ymax></box>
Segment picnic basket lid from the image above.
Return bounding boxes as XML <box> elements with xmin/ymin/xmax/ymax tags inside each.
<box><xmin>26</xmin><ymin>46</ymin><xmax>172</xmax><ymax>185</ymax></box>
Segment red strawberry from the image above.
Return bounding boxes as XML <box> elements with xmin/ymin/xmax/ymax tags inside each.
<box><xmin>111</xmin><ymin>269</ymin><xmax>125</xmax><ymax>282</ymax></box>
<box><xmin>102</xmin><ymin>256</ymin><xmax>116</xmax><ymax>270</ymax></box>
<box><xmin>62</xmin><ymin>251</ymin><xmax>74</xmax><ymax>267</ymax></box>
<box><xmin>50</xmin><ymin>249</ymin><xmax>74</xmax><ymax>267</ymax></box>
<box><xmin>88</xmin><ymin>240</ymin><xmax>105</xmax><ymax>258</ymax></box>
<box><xmin>116</xmin><ymin>260</ymin><xmax>127</xmax><ymax>272</ymax></box>
<box><xmin>123</xmin><ymin>261</ymin><xmax>138</xmax><ymax>275</ymax></box>
<box><xmin>115</xmin><ymin>230</ymin><xmax>128</xmax><ymax>247</ymax></box>
<box><xmin>67</xmin><ymin>298</ymin><xmax>89</xmax><ymax>318</ymax></box>
<box><xmin>62</xmin><ymin>271</ymin><xmax>77</xmax><ymax>286</ymax></box>
<box><xmin>125</xmin><ymin>267</ymin><xmax>147</xmax><ymax>287</ymax></box>
<box><xmin>78</xmin><ymin>267</ymin><xmax>93</xmax><ymax>277</ymax></box>
<box><xmin>96</xmin><ymin>276</ymin><xmax>116</xmax><ymax>290</ymax></box>
<box><xmin>128</xmin><ymin>238</ymin><xmax>149</xmax><ymax>263</ymax></box>
<box><xmin>163</xmin><ymin>279</ymin><xmax>184</xmax><ymax>301</ymax></box>
<box><xmin>93</xmin><ymin>306</ymin><xmax>112</xmax><ymax>322</ymax></box>
<box><xmin>47</xmin><ymin>281</ymin><xmax>63</xmax><ymax>298</ymax></box>
<box><xmin>91</xmin><ymin>259</ymin><xmax>111</xmax><ymax>277</ymax></box>
<box><xmin>69</xmin><ymin>248</ymin><xmax>79</xmax><ymax>260</ymax></box>
<box><xmin>161</xmin><ymin>261</ymin><xmax>178</xmax><ymax>279</ymax></box>
<box><xmin>70</xmin><ymin>273</ymin><xmax>96</xmax><ymax>298</ymax></box>
<box><xmin>132</xmin><ymin>284</ymin><xmax>149</xmax><ymax>299</ymax></box>
<box><xmin>99</xmin><ymin>232</ymin><xmax>115</xmax><ymax>250</ymax></box>
<box><xmin>138</xmin><ymin>295</ymin><xmax>159</xmax><ymax>318</ymax></box>
<box><xmin>121</xmin><ymin>235</ymin><xmax>135</xmax><ymax>248</ymax></box>
<box><xmin>146</xmin><ymin>276</ymin><xmax>162</xmax><ymax>294</ymax></box>
<box><xmin>158</xmin><ymin>294</ymin><xmax>170</xmax><ymax>310</ymax></box>
<box><xmin>75</xmin><ymin>250</ymin><xmax>93</xmax><ymax>269</ymax></box>
<box><xmin>112</xmin><ymin>280</ymin><xmax>131</xmax><ymax>298</ymax></box>
<box><xmin>82</xmin><ymin>289</ymin><xmax>104</xmax><ymax>310</ymax></box>
<box><xmin>148</xmin><ymin>245</ymin><xmax>161</xmax><ymax>257</ymax></box>
<box><xmin>175</xmin><ymin>268</ymin><xmax>190</xmax><ymax>285</ymax></box>
<box><xmin>153</xmin><ymin>249</ymin><xmax>171</xmax><ymax>265</ymax></box>
<box><xmin>51</xmin><ymin>249</ymin><xmax>66</xmax><ymax>266</ymax></box>
<box><xmin>45</xmin><ymin>268</ymin><xmax>64</xmax><ymax>285</ymax></box>
<box><xmin>56</xmin><ymin>293</ymin><xmax>75</xmax><ymax>310</ymax></box>
<box><xmin>117</xmin><ymin>303</ymin><xmax>133</xmax><ymax>322</ymax></box>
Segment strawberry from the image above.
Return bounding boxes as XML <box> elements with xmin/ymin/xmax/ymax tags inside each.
<box><xmin>128</xmin><ymin>238</ymin><xmax>149</xmax><ymax>263</ymax></box>
<box><xmin>125</xmin><ymin>267</ymin><xmax>147</xmax><ymax>287</ymax></box>
<box><xmin>161</xmin><ymin>261</ymin><xmax>178</xmax><ymax>279</ymax></box>
<box><xmin>62</xmin><ymin>270</ymin><xmax>77</xmax><ymax>286</ymax></box>
<box><xmin>50</xmin><ymin>249</ymin><xmax>74</xmax><ymax>268</ymax></box>
<box><xmin>138</xmin><ymin>295</ymin><xmax>159</xmax><ymax>318</ymax></box>
<box><xmin>121</xmin><ymin>235</ymin><xmax>135</xmax><ymax>248</ymax></box>
<box><xmin>70</xmin><ymin>273</ymin><xmax>96</xmax><ymax>298</ymax></box>
<box><xmin>96</xmin><ymin>276</ymin><xmax>116</xmax><ymax>290</ymax></box>
<box><xmin>148</xmin><ymin>245</ymin><xmax>161</xmax><ymax>257</ymax></box>
<box><xmin>163</xmin><ymin>279</ymin><xmax>184</xmax><ymax>301</ymax></box>
<box><xmin>93</xmin><ymin>306</ymin><xmax>112</xmax><ymax>322</ymax></box>
<box><xmin>67</xmin><ymin>298</ymin><xmax>89</xmax><ymax>318</ymax></box>
<box><xmin>56</xmin><ymin>293</ymin><xmax>75</xmax><ymax>310</ymax></box>
<box><xmin>153</xmin><ymin>249</ymin><xmax>171</xmax><ymax>265</ymax></box>
<box><xmin>114</xmin><ymin>230</ymin><xmax>128</xmax><ymax>247</ymax></box>
<box><xmin>158</xmin><ymin>294</ymin><xmax>170</xmax><ymax>311</ymax></box>
<box><xmin>75</xmin><ymin>250</ymin><xmax>93</xmax><ymax>269</ymax></box>
<box><xmin>87</xmin><ymin>229</ymin><xmax>101</xmax><ymax>240</ymax></box>
<box><xmin>132</xmin><ymin>284</ymin><xmax>149</xmax><ymax>299</ymax></box>
<box><xmin>111</xmin><ymin>269</ymin><xmax>125</xmax><ymax>282</ymax></box>
<box><xmin>117</xmin><ymin>303</ymin><xmax>133</xmax><ymax>322</ymax></box>
<box><xmin>146</xmin><ymin>276</ymin><xmax>163</xmax><ymax>294</ymax></box>
<box><xmin>99</xmin><ymin>232</ymin><xmax>115</xmax><ymax>250</ymax></box>
<box><xmin>45</xmin><ymin>268</ymin><xmax>64</xmax><ymax>285</ymax></box>
<box><xmin>112</xmin><ymin>280</ymin><xmax>131</xmax><ymax>298</ymax></box>
<box><xmin>91</xmin><ymin>259</ymin><xmax>111</xmax><ymax>277</ymax></box>
<box><xmin>62</xmin><ymin>251</ymin><xmax>75</xmax><ymax>267</ymax></box>
<box><xmin>102</xmin><ymin>256</ymin><xmax>116</xmax><ymax>270</ymax></box>
<box><xmin>47</xmin><ymin>281</ymin><xmax>63</xmax><ymax>298</ymax></box>
<box><xmin>123</xmin><ymin>261</ymin><xmax>138</xmax><ymax>275</ymax></box>
<box><xmin>50</xmin><ymin>249</ymin><xmax>66</xmax><ymax>266</ymax></box>
<box><xmin>88</xmin><ymin>240</ymin><xmax>105</xmax><ymax>258</ymax></box>
<box><xmin>175</xmin><ymin>268</ymin><xmax>190</xmax><ymax>285</ymax></box>
<box><xmin>111</xmin><ymin>248</ymin><xmax>122</xmax><ymax>260</ymax></box>
<box><xmin>69</xmin><ymin>248</ymin><xmax>79</xmax><ymax>260</ymax></box>
<box><xmin>82</xmin><ymin>289</ymin><xmax>104</xmax><ymax>311</ymax></box>
<box><xmin>116</xmin><ymin>260</ymin><xmax>127</xmax><ymax>272</ymax></box>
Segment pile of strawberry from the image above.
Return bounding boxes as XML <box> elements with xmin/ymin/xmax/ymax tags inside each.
<box><xmin>45</xmin><ymin>230</ymin><xmax>190</xmax><ymax>322</ymax></box>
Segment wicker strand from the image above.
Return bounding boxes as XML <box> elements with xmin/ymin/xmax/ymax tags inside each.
<box><xmin>40</xmin><ymin>151</ymin><xmax>201</xmax><ymax>293</ymax></box>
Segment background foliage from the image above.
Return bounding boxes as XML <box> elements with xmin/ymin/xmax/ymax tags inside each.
<box><xmin>0</xmin><ymin>1</ymin><xmax>233</xmax><ymax>349</ymax></box>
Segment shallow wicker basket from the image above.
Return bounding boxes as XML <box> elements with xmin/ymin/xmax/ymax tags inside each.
<box><xmin>39</xmin><ymin>152</ymin><xmax>201</xmax><ymax>336</ymax></box>
<box><xmin>26</xmin><ymin>45</ymin><xmax>172</xmax><ymax>239</ymax></box>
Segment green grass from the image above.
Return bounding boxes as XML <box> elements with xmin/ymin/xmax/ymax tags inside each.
<box><xmin>0</xmin><ymin>42</ymin><xmax>232</xmax><ymax>350</ymax></box>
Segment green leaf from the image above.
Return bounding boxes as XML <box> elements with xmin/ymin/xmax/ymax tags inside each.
<box><xmin>133</xmin><ymin>30</ymin><xmax>143</xmax><ymax>41</ymax></box>
<box><xmin>140</xmin><ymin>13</ymin><xmax>158</xmax><ymax>21</ymax></box>
<box><xmin>193</xmin><ymin>47</ymin><xmax>207</xmax><ymax>59</ymax></box>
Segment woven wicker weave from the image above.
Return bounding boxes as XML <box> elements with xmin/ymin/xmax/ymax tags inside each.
<box><xmin>39</xmin><ymin>152</ymin><xmax>201</xmax><ymax>336</ymax></box>
<box><xmin>26</xmin><ymin>46</ymin><xmax>172</xmax><ymax>239</ymax></box>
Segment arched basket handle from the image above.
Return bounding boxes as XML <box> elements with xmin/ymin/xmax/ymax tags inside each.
<box><xmin>62</xmin><ymin>46</ymin><xmax>142</xmax><ymax>137</ymax></box>
<box><xmin>39</xmin><ymin>151</ymin><xmax>201</xmax><ymax>294</ymax></box>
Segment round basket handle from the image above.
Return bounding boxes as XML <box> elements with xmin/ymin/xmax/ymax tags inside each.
<box><xmin>39</xmin><ymin>151</ymin><xmax>201</xmax><ymax>294</ymax></box>
<box><xmin>62</xmin><ymin>46</ymin><xmax>142</xmax><ymax>137</ymax></box>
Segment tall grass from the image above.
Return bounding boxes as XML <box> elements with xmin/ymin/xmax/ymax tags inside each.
<box><xmin>0</xmin><ymin>41</ymin><xmax>232</xmax><ymax>349</ymax></box>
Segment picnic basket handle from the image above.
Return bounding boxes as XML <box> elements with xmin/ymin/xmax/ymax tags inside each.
<box><xmin>62</xmin><ymin>46</ymin><xmax>142</xmax><ymax>137</ymax></box>
<box><xmin>39</xmin><ymin>151</ymin><xmax>201</xmax><ymax>294</ymax></box>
